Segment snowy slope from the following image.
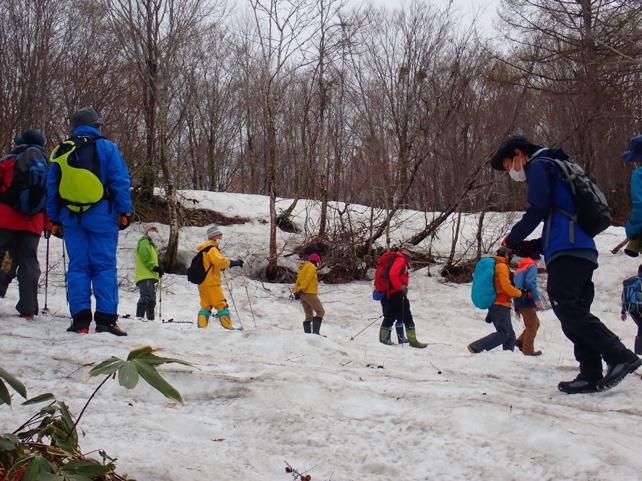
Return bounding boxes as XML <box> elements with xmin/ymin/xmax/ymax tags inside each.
<box><xmin>1</xmin><ymin>192</ymin><xmax>641</xmax><ymax>481</ymax></box>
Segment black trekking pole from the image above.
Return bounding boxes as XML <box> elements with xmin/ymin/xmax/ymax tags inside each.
<box><xmin>350</xmin><ymin>314</ymin><xmax>383</xmax><ymax>341</ymax></box>
<box><xmin>43</xmin><ymin>235</ymin><xmax>50</xmax><ymax>313</ymax></box>
<box><xmin>158</xmin><ymin>276</ymin><xmax>162</xmax><ymax>321</ymax></box>
<box><xmin>62</xmin><ymin>240</ymin><xmax>69</xmax><ymax>307</ymax></box>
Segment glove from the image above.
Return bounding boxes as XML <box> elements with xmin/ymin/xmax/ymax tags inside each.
<box><xmin>43</xmin><ymin>228</ymin><xmax>51</xmax><ymax>239</ymax></box>
<box><xmin>118</xmin><ymin>213</ymin><xmax>133</xmax><ymax>230</ymax></box>
<box><xmin>294</xmin><ymin>291</ymin><xmax>302</xmax><ymax>300</ymax></box>
<box><xmin>509</xmin><ymin>239</ymin><xmax>542</xmax><ymax>260</ymax></box>
<box><xmin>620</xmin><ymin>311</ymin><xmax>627</xmax><ymax>321</ymax></box>
<box><xmin>229</xmin><ymin>259</ymin><xmax>244</xmax><ymax>268</ymax></box>
<box><xmin>520</xmin><ymin>288</ymin><xmax>529</xmax><ymax>298</ymax></box>
<box><xmin>51</xmin><ymin>224</ymin><xmax>64</xmax><ymax>239</ymax></box>
<box><xmin>153</xmin><ymin>265</ymin><xmax>164</xmax><ymax>277</ymax></box>
<box><xmin>400</xmin><ymin>286</ymin><xmax>408</xmax><ymax>297</ymax></box>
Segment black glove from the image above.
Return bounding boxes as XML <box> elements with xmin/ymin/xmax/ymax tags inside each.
<box><xmin>43</xmin><ymin>228</ymin><xmax>51</xmax><ymax>239</ymax></box>
<box><xmin>229</xmin><ymin>259</ymin><xmax>244</xmax><ymax>268</ymax></box>
<box><xmin>400</xmin><ymin>286</ymin><xmax>408</xmax><ymax>297</ymax></box>
<box><xmin>119</xmin><ymin>213</ymin><xmax>133</xmax><ymax>230</ymax></box>
<box><xmin>294</xmin><ymin>291</ymin><xmax>302</xmax><ymax>300</ymax></box>
<box><xmin>153</xmin><ymin>265</ymin><xmax>165</xmax><ymax>277</ymax></box>
<box><xmin>505</xmin><ymin>238</ymin><xmax>541</xmax><ymax>260</ymax></box>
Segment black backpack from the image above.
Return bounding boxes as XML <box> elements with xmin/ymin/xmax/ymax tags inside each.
<box><xmin>546</xmin><ymin>157</ymin><xmax>612</xmax><ymax>237</ymax></box>
<box><xmin>0</xmin><ymin>147</ymin><xmax>48</xmax><ymax>215</ymax></box>
<box><xmin>187</xmin><ymin>245</ymin><xmax>214</xmax><ymax>284</ymax></box>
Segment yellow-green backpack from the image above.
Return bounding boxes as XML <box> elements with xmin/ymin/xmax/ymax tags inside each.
<box><xmin>50</xmin><ymin>135</ymin><xmax>108</xmax><ymax>214</ymax></box>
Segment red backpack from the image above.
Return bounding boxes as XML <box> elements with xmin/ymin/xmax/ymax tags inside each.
<box><xmin>374</xmin><ymin>252</ymin><xmax>402</xmax><ymax>295</ymax></box>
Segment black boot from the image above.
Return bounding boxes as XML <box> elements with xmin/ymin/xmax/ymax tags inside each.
<box><xmin>68</xmin><ymin>309</ymin><xmax>92</xmax><ymax>334</ymax></box>
<box><xmin>95</xmin><ymin>312</ymin><xmax>128</xmax><ymax>336</ymax></box>
<box><xmin>635</xmin><ymin>335</ymin><xmax>642</xmax><ymax>355</ymax></box>
<box><xmin>303</xmin><ymin>321</ymin><xmax>312</xmax><ymax>333</ymax></box>
<box><xmin>312</xmin><ymin>316</ymin><xmax>322</xmax><ymax>335</ymax></box>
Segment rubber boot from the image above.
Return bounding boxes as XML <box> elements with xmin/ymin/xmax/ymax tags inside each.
<box><xmin>407</xmin><ymin>329</ymin><xmax>427</xmax><ymax>348</ymax></box>
<box><xmin>635</xmin><ymin>335</ymin><xmax>642</xmax><ymax>355</ymax></box>
<box><xmin>303</xmin><ymin>321</ymin><xmax>312</xmax><ymax>333</ymax></box>
<box><xmin>197</xmin><ymin>309</ymin><xmax>210</xmax><ymax>328</ymax></box>
<box><xmin>312</xmin><ymin>316</ymin><xmax>322</xmax><ymax>335</ymax></box>
<box><xmin>216</xmin><ymin>309</ymin><xmax>235</xmax><ymax>330</ymax></box>
<box><xmin>379</xmin><ymin>326</ymin><xmax>393</xmax><ymax>345</ymax></box>
<box><xmin>396</xmin><ymin>324</ymin><xmax>408</xmax><ymax>344</ymax></box>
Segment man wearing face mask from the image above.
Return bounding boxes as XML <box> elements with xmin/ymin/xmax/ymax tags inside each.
<box><xmin>490</xmin><ymin>136</ymin><xmax>641</xmax><ymax>394</ymax></box>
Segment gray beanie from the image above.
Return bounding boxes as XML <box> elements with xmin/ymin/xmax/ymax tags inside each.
<box><xmin>207</xmin><ymin>225</ymin><xmax>222</xmax><ymax>239</ymax></box>
<box><xmin>70</xmin><ymin>107</ymin><xmax>104</xmax><ymax>129</ymax></box>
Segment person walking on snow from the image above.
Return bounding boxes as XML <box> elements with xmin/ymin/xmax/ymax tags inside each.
<box><xmin>135</xmin><ymin>226</ymin><xmax>163</xmax><ymax>320</ymax></box>
<box><xmin>513</xmin><ymin>257</ymin><xmax>542</xmax><ymax>356</ymax></box>
<box><xmin>292</xmin><ymin>253</ymin><xmax>325</xmax><ymax>335</ymax></box>
<box><xmin>375</xmin><ymin>243</ymin><xmax>427</xmax><ymax>348</ymax></box>
<box><xmin>491</xmin><ymin>135</ymin><xmax>641</xmax><ymax>393</ymax></box>
<box><xmin>622</xmin><ymin>135</ymin><xmax>642</xmax><ymax>257</ymax></box>
<box><xmin>196</xmin><ymin>226</ymin><xmax>243</xmax><ymax>330</ymax></box>
<box><xmin>468</xmin><ymin>247</ymin><xmax>523</xmax><ymax>353</ymax></box>
<box><xmin>47</xmin><ymin>107</ymin><xmax>133</xmax><ymax>336</ymax></box>
<box><xmin>0</xmin><ymin>130</ymin><xmax>47</xmax><ymax>319</ymax></box>
<box><xmin>620</xmin><ymin>264</ymin><xmax>642</xmax><ymax>355</ymax></box>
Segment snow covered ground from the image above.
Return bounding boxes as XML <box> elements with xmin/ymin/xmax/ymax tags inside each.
<box><xmin>1</xmin><ymin>192</ymin><xmax>641</xmax><ymax>481</ymax></box>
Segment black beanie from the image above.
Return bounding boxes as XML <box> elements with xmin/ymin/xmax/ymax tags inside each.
<box><xmin>14</xmin><ymin>129</ymin><xmax>45</xmax><ymax>147</ymax></box>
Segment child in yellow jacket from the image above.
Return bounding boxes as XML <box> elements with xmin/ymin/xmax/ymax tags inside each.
<box><xmin>196</xmin><ymin>226</ymin><xmax>244</xmax><ymax>330</ymax></box>
<box><xmin>292</xmin><ymin>253</ymin><xmax>325</xmax><ymax>334</ymax></box>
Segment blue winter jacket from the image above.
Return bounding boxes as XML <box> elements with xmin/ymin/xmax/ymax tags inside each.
<box><xmin>625</xmin><ymin>166</ymin><xmax>642</xmax><ymax>239</ymax></box>
<box><xmin>513</xmin><ymin>260</ymin><xmax>540</xmax><ymax>310</ymax></box>
<box><xmin>504</xmin><ymin>148</ymin><xmax>597</xmax><ymax>265</ymax></box>
<box><xmin>47</xmin><ymin>125</ymin><xmax>132</xmax><ymax>232</ymax></box>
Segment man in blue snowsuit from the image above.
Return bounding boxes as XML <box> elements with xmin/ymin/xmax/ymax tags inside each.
<box><xmin>47</xmin><ymin>107</ymin><xmax>133</xmax><ymax>335</ymax></box>
<box><xmin>622</xmin><ymin>134</ymin><xmax>642</xmax><ymax>256</ymax></box>
<box><xmin>491</xmin><ymin>135</ymin><xmax>641</xmax><ymax>394</ymax></box>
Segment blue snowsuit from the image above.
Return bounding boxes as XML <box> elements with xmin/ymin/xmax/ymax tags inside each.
<box><xmin>46</xmin><ymin>125</ymin><xmax>132</xmax><ymax>317</ymax></box>
<box><xmin>625</xmin><ymin>166</ymin><xmax>642</xmax><ymax>240</ymax></box>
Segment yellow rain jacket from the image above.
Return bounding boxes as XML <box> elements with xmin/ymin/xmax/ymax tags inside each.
<box><xmin>293</xmin><ymin>261</ymin><xmax>318</xmax><ymax>295</ymax></box>
<box><xmin>197</xmin><ymin>240</ymin><xmax>231</xmax><ymax>288</ymax></box>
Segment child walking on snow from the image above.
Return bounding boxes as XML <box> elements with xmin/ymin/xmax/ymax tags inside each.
<box><xmin>513</xmin><ymin>257</ymin><xmax>542</xmax><ymax>356</ymax></box>
<box><xmin>196</xmin><ymin>226</ymin><xmax>244</xmax><ymax>330</ymax></box>
<box><xmin>620</xmin><ymin>264</ymin><xmax>642</xmax><ymax>355</ymax></box>
<box><xmin>134</xmin><ymin>226</ymin><xmax>163</xmax><ymax>320</ymax></box>
<box><xmin>468</xmin><ymin>247</ymin><xmax>523</xmax><ymax>353</ymax></box>
<box><xmin>292</xmin><ymin>253</ymin><xmax>325</xmax><ymax>335</ymax></box>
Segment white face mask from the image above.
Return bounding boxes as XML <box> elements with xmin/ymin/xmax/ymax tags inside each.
<box><xmin>508</xmin><ymin>159</ymin><xmax>527</xmax><ymax>182</ymax></box>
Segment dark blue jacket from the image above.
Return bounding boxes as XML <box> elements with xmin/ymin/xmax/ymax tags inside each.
<box><xmin>626</xmin><ymin>166</ymin><xmax>642</xmax><ymax>239</ymax></box>
<box><xmin>47</xmin><ymin>125</ymin><xmax>132</xmax><ymax>232</ymax></box>
<box><xmin>505</xmin><ymin>148</ymin><xmax>596</xmax><ymax>265</ymax></box>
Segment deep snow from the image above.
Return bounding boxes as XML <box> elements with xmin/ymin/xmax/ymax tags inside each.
<box><xmin>1</xmin><ymin>192</ymin><xmax>641</xmax><ymax>481</ymax></box>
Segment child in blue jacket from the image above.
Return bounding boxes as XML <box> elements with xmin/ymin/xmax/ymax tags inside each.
<box><xmin>623</xmin><ymin>134</ymin><xmax>642</xmax><ymax>256</ymax></box>
<box><xmin>620</xmin><ymin>264</ymin><xmax>642</xmax><ymax>355</ymax></box>
<box><xmin>513</xmin><ymin>257</ymin><xmax>542</xmax><ymax>356</ymax></box>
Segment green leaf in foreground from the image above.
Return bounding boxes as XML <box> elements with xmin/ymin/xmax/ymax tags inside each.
<box><xmin>133</xmin><ymin>359</ymin><xmax>183</xmax><ymax>403</ymax></box>
<box><xmin>117</xmin><ymin>361</ymin><xmax>140</xmax><ymax>389</ymax></box>
<box><xmin>0</xmin><ymin>366</ymin><xmax>27</xmax><ymax>403</ymax></box>
<box><xmin>22</xmin><ymin>392</ymin><xmax>56</xmax><ymax>405</ymax></box>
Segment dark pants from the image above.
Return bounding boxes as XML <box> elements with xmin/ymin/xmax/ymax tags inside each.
<box><xmin>0</xmin><ymin>229</ymin><xmax>40</xmax><ymax>316</ymax></box>
<box><xmin>136</xmin><ymin>279</ymin><xmax>157</xmax><ymax>320</ymax></box>
<box><xmin>381</xmin><ymin>292</ymin><xmax>415</xmax><ymax>330</ymax></box>
<box><xmin>547</xmin><ymin>256</ymin><xmax>636</xmax><ymax>382</ymax></box>
<box><xmin>470</xmin><ymin>304</ymin><xmax>515</xmax><ymax>352</ymax></box>
<box><xmin>628</xmin><ymin>311</ymin><xmax>642</xmax><ymax>354</ymax></box>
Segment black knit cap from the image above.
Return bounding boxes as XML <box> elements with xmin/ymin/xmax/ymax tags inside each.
<box><xmin>490</xmin><ymin>135</ymin><xmax>536</xmax><ymax>171</ymax></box>
<box><xmin>14</xmin><ymin>129</ymin><xmax>45</xmax><ymax>147</ymax></box>
<box><xmin>496</xmin><ymin>246</ymin><xmax>512</xmax><ymax>259</ymax></box>
<box><xmin>70</xmin><ymin>107</ymin><xmax>104</xmax><ymax>129</ymax></box>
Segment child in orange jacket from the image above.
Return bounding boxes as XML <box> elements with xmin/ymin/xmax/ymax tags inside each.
<box><xmin>468</xmin><ymin>247</ymin><xmax>523</xmax><ymax>353</ymax></box>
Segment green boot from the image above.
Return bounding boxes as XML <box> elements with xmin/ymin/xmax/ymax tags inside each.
<box><xmin>407</xmin><ymin>329</ymin><xmax>427</xmax><ymax>348</ymax></box>
<box><xmin>379</xmin><ymin>327</ymin><xmax>393</xmax><ymax>345</ymax></box>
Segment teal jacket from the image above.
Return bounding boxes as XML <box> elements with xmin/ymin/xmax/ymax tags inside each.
<box><xmin>135</xmin><ymin>235</ymin><xmax>159</xmax><ymax>283</ymax></box>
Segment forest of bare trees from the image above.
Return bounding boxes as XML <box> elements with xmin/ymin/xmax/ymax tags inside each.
<box><xmin>1</xmin><ymin>0</ymin><xmax>641</xmax><ymax>275</ymax></box>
